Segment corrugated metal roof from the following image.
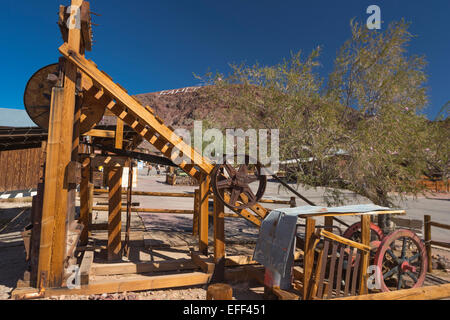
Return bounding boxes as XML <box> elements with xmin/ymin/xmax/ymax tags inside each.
<box><xmin>0</xmin><ymin>108</ymin><xmax>36</xmax><ymax>127</ymax></box>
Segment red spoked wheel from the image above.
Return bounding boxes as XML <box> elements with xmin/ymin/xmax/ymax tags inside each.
<box><xmin>343</xmin><ymin>222</ymin><xmax>385</xmax><ymax>250</ymax></box>
<box><xmin>373</xmin><ymin>229</ymin><xmax>427</xmax><ymax>292</ymax></box>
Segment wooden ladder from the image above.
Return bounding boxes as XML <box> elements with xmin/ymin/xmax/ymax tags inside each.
<box><xmin>59</xmin><ymin>43</ymin><xmax>269</xmax><ymax>227</ymax></box>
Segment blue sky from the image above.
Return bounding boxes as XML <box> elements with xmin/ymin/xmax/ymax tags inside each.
<box><xmin>1</xmin><ymin>0</ymin><xmax>449</xmax><ymax>119</ymax></box>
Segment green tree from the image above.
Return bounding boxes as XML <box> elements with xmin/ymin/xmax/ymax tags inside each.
<box><xmin>198</xmin><ymin>19</ymin><xmax>432</xmax><ymax>232</ymax></box>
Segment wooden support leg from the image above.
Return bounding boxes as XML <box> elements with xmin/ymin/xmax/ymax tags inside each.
<box><xmin>324</xmin><ymin>216</ymin><xmax>334</xmax><ymax>232</ymax></box>
<box><xmin>199</xmin><ymin>175</ymin><xmax>210</xmax><ymax>256</ymax></box>
<box><xmin>303</xmin><ymin>217</ymin><xmax>316</xmax><ymax>300</ymax></box>
<box><xmin>80</xmin><ymin>157</ymin><xmax>91</xmax><ymax>246</ymax></box>
<box><xmin>424</xmin><ymin>215</ymin><xmax>432</xmax><ymax>273</ymax></box>
<box><xmin>359</xmin><ymin>215</ymin><xmax>370</xmax><ymax>295</ymax></box>
<box><xmin>193</xmin><ymin>189</ymin><xmax>200</xmax><ymax>236</ymax></box>
<box><xmin>108</xmin><ymin>165</ymin><xmax>123</xmax><ymax>261</ymax></box>
<box><xmin>38</xmin><ymin>87</ymin><xmax>71</xmax><ymax>288</ymax></box>
<box><xmin>213</xmin><ymin>194</ymin><xmax>225</xmax><ymax>282</ymax></box>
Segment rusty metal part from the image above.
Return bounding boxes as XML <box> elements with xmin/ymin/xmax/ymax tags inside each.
<box><xmin>211</xmin><ymin>155</ymin><xmax>267</xmax><ymax>211</ymax></box>
<box><xmin>24</xmin><ymin>63</ymin><xmax>105</xmax><ymax>134</ymax></box>
<box><xmin>374</xmin><ymin>229</ymin><xmax>427</xmax><ymax>292</ymax></box>
<box><xmin>343</xmin><ymin>222</ymin><xmax>385</xmax><ymax>250</ymax></box>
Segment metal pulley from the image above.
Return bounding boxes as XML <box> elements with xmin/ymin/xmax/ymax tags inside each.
<box><xmin>211</xmin><ymin>155</ymin><xmax>267</xmax><ymax>211</ymax></box>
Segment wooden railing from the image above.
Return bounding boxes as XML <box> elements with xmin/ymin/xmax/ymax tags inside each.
<box><xmin>424</xmin><ymin>215</ymin><xmax>450</xmax><ymax>272</ymax></box>
<box><xmin>90</xmin><ymin>189</ymin><xmax>296</xmax><ymax>229</ymax></box>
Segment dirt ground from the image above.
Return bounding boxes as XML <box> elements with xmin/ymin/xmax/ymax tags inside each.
<box><xmin>1</xmin><ymin>172</ymin><xmax>449</xmax><ymax>300</ymax></box>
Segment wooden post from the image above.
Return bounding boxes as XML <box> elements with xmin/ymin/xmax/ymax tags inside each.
<box><xmin>289</xmin><ymin>196</ymin><xmax>296</xmax><ymax>208</ymax></box>
<box><xmin>37</xmin><ymin>0</ymin><xmax>83</xmax><ymax>288</ymax></box>
<box><xmin>199</xmin><ymin>175</ymin><xmax>210</xmax><ymax>256</ymax></box>
<box><xmin>303</xmin><ymin>217</ymin><xmax>316</xmax><ymax>299</ymax></box>
<box><xmin>206</xmin><ymin>283</ymin><xmax>233</xmax><ymax>300</ymax></box>
<box><xmin>115</xmin><ymin>119</ymin><xmax>124</xmax><ymax>150</ymax></box>
<box><xmin>213</xmin><ymin>193</ymin><xmax>225</xmax><ymax>282</ymax></box>
<box><xmin>108</xmin><ymin>164</ymin><xmax>123</xmax><ymax>261</ymax></box>
<box><xmin>124</xmin><ymin>159</ymin><xmax>134</xmax><ymax>257</ymax></box>
<box><xmin>80</xmin><ymin>156</ymin><xmax>90</xmax><ymax>245</ymax></box>
<box><xmin>193</xmin><ymin>189</ymin><xmax>200</xmax><ymax>236</ymax></box>
<box><xmin>359</xmin><ymin>215</ymin><xmax>370</xmax><ymax>295</ymax></box>
<box><xmin>324</xmin><ymin>216</ymin><xmax>334</xmax><ymax>232</ymax></box>
<box><xmin>424</xmin><ymin>215</ymin><xmax>432</xmax><ymax>273</ymax></box>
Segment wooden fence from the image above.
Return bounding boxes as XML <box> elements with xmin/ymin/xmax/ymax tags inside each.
<box><xmin>424</xmin><ymin>215</ymin><xmax>450</xmax><ymax>272</ymax></box>
<box><xmin>0</xmin><ymin>147</ymin><xmax>44</xmax><ymax>192</ymax></box>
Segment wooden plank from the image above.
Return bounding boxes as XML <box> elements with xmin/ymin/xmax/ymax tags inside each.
<box><xmin>320</xmin><ymin>229</ymin><xmax>370</xmax><ymax>252</ymax></box>
<box><xmin>191</xmin><ymin>252</ymin><xmax>215</xmax><ymax>274</ymax></box>
<box><xmin>94</xmin><ymin>189</ymin><xmax>195</xmax><ymax>198</ymax></box>
<box><xmin>12</xmin><ymin>272</ymin><xmax>212</xmax><ymax>298</ymax></box>
<box><xmin>430</xmin><ymin>241</ymin><xmax>450</xmax><ymax>249</ymax></box>
<box><xmin>91</xmin><ymin>259</ymin><xmax>199</xmax><ymax>276</ymax></box>
<box><xmin>38</xmin><ymin>87</ymin><xmax>65</xmax><ymax>288</ymax></box>
<box><xmin>335</xmin><ymin>283</ymin><xmax>450</xmax><ymax>300</ymax></box>
<box><xmin>108</xmin><ymin>165</ymin><xmax>122</xmax><ymax>261</ymax></box>
<box><xmin>298</xmin><ymin>210</ymin><xmax>406</xmax><ymax>218</ymax></box>
<box><xmin>303</xmin><ymin>217</ymin><xmax>316</xmax><ymax>299</ymax></box>
<box><xmin>424</xmin><ymin>215</ymin><xmax>432</xmax><ymax>272</ymax></box>
<box><xmin>359</xmin><ymin>214</ymin><xmax>371</xmax><ymax>295</ymax></box>
<box><xmin>79</xmin><ymin>250</ymin><xmax>94</xmax><ymax>285</ymax></box>
<box><xmin>92</xmin><ymin>207</ymin><xmax>195</xmax><ymax>214</ymax></box>
<box><xmin>430</xmin><ymin>221</ymin><xmax>450</xmax><ymax>231</ymax></box>
<box><xmin>213</xmin><ymin>192</ymin><xmax>225</xmax><ymax>282</ymax></box>
<box><xmin>192</xmin><ymin>189</ymin><xmax>200</xmax><ymax>236</ymax></box>
<box><xmin>82</xmin><ymin>129</ymin><xmax>115</xmax><ymax>138</ymax></box>
<box><xmin>115</xmin><ymin>119</ymin><xmax>124</xmax><ymax>149</ymax></box>
<box><xmin>199</xmin><ymin>174</ymin><xmax>210</xmax><ymax>255</ymax></box>
<box><xmin>79</xmin><ymin>157</ymin><xmax>90</xmax><ymax>246</ymax></box>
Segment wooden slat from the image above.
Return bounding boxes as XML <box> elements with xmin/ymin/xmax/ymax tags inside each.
<box><xmin>320</xmin><ymin>229</ymin><xmax>370</xmax><ymax>252</ymax></box>
<box><xmin>350</xmin><ymin>251</ymin><xmax>361</xmax><ymax>295</ymax></box>
<box><xmin>334</xmin><ymin>246</ymin><xmax>345</xmax><ymax>298</ymax></box>
<box><xmin>343</xmin><ymin>246</ymin><xmax>353</xmax><ymax>296</ymax></box>
<box><xmin>316</xmin><ymin>240</ymin><xmax>329</xmax><ymax>299</ymax></box>
<box><xmin>326</xmin><ymin>242</ymin><xmax>338</xmax><ymax>299</ymax></box>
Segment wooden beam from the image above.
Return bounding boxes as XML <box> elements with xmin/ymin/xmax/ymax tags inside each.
<box><xmin>303</xmin><ymin>217</ymin><xmax>316</xmax><ymax>299</ymax></box>
<box><xmin>79</xmin><ymin>250</ymin><xmax>94</xmax><ymax>285</ymax></box>
<box><xmin>82</xmin><ymin>129</ymin><xmax>115</xmax><ymax>138</ymax></box>
<box><xmin>115</xmin><ymin>119</ymin><xmax>124</xmax><ymax>149</ymax></box>
<box><xmin>425</xmin><ymin>215</ymin><xmax>432</xmax><ymax>272</ymax></box>
<box><xmin>191</xmin><ymin>252</ymin><xmax>215</xmax><ymax>274</ymax></box>
<box><xmin>199</xmin><ymin>175</ymin><xmax>210</xmax><ymax>255</ymax></box>
<box><xmin>193</xmin><ymin>189</ymin><xmax>200</xmax><ymax>236</ymax></box>
<box><xmin>335</xmin><ymin>283</ymin><xmax>450</xmax><ymax>300</ymax></box>
<box><xmin>12</xmin><ymin>272</ymin><xmax>212</xmax><ymax>299</ymax></box>
<box><xmin>91</xmin><ymin>259</ymin><xmax>199</xmax><ymax>276</ymax></box>
<box><xmin>37</xmin><ymin>87</ymin><xmax>66</xmax><ymax>288</ymax></box>
<box><xmin>213</xmin><ymin>193</ymin><xmax>225</xmax><ymax>282</ymax></box>
<box><xmin>79</xmin><ymin>157</ymin><xmax>90</xmax><ymax>245</ymax></box>
<box><xmin>108</xmin><ymin>165</ymin><xmax>122</xmax><ymax>261</ymax></box>
<box><xmin>359</xmin><ymin>215</ymin><xmax>371</xmax><ymax>295</ymax></box>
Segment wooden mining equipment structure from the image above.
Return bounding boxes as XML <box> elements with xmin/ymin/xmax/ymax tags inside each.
<box><xmin>11</xmin><ymin>0</ymin><xmax>450</xmax><ymax>300</ymax></box>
